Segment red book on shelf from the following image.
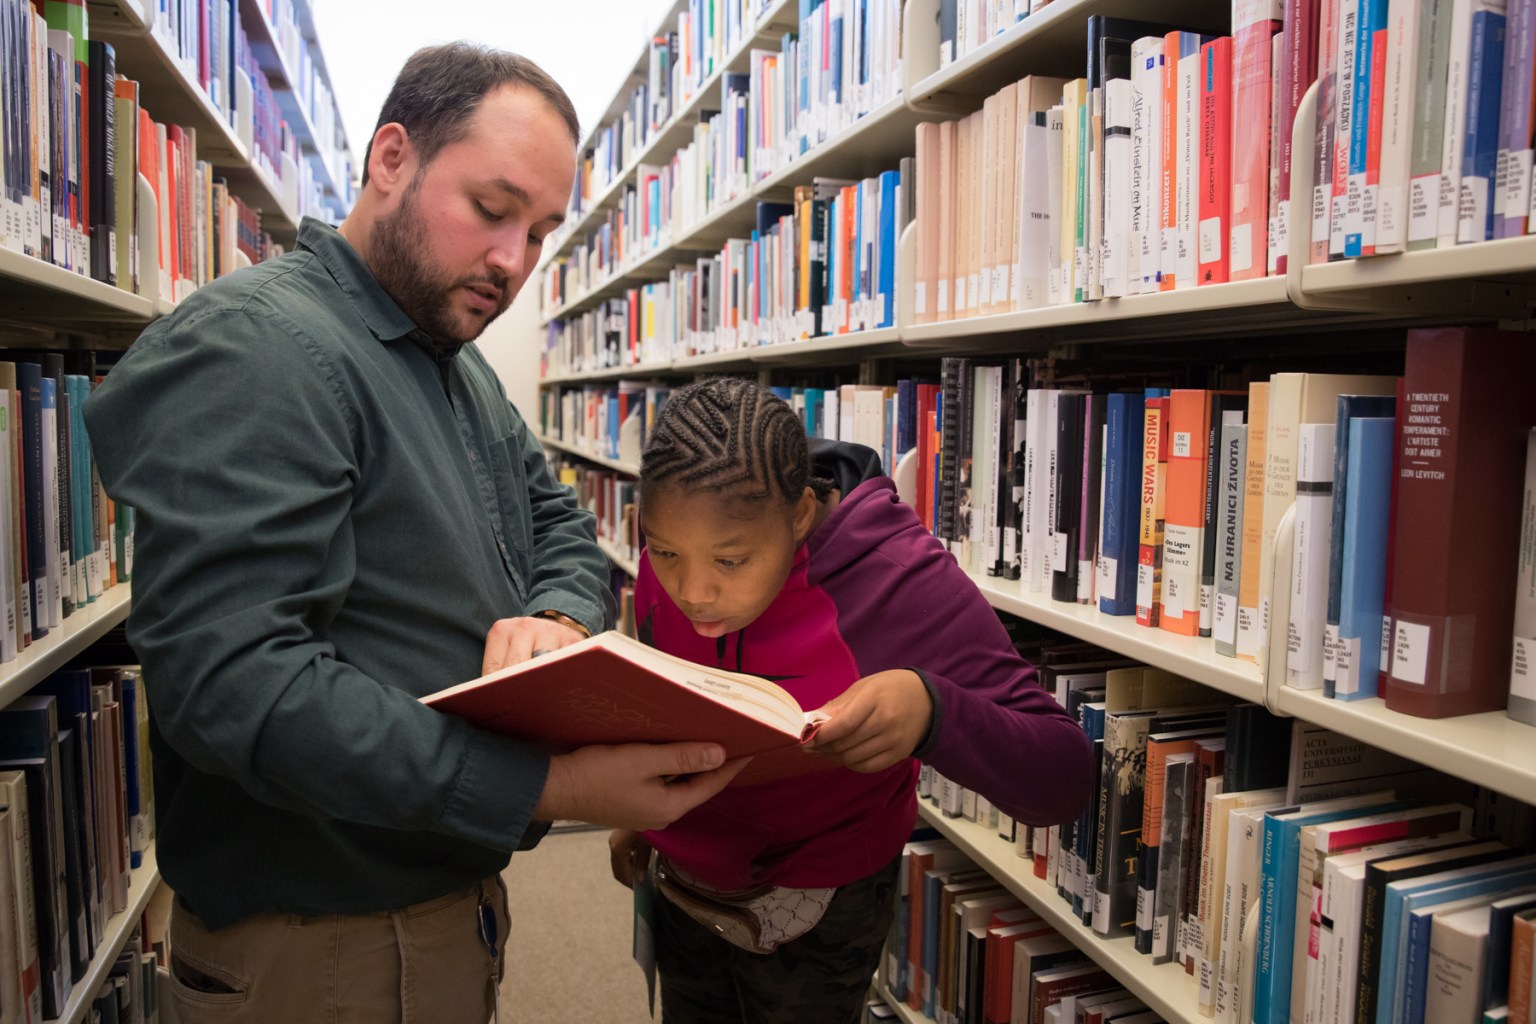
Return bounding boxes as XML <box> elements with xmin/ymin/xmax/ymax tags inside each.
<box><xmin>1198</xmin><ymin>36</ymin><xmax>1234</xmax><ymax>286</ymax></box>
<box><xmin>422</xmin><ymin>630</ymin><xmax>836</xmax><ymax>785</ymax></box>
<box><xmin>1382</xmin><ymin>327</ymin><xmax>1536</xmax><ymax>718</ymax></box>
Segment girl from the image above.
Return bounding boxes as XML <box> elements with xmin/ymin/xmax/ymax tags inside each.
<box><xmin>609</xmin><ymin>377</ymin><xmax>1094</xmax><ymax>1023</ymax></box>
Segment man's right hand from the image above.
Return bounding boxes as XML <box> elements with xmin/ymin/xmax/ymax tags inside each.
<box><xmin>532</xmin><ymin>741</ymin><xmax>747</xmax><ymax>831</ymax></box>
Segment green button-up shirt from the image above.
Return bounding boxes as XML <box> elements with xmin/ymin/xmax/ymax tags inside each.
<box><xmin>85</xmin><ymin>218</ymin><xmax>613</xmax><ymax>929</ymax></box>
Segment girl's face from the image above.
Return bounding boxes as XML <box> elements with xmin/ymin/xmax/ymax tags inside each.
<box><xmin>642</xmin><ymin>483</ymin><xmax>818</xmax><ymax>638</ymax></box>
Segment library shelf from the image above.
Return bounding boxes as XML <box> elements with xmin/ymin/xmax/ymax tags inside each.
<box><xmin>1272</xmin><ymin>687</ymin><xmax>1536</xmax><ymax>806</ymax></box>
<box><xmin>900</xmin><ymin>0</ymin><xmax>1225</xmax><ymax>111</ymax></box>
<box><xmin>538</xmin><ymin>434</ymin><xmax>640</xmax><ymax>476</ymax></box>
<box><xmin>236</xmin><ymin>0</ymin><xmax>353</xmax><ymax>216</ymax></box>
<box><xmin>541</xmin><ymin>362</ymin><xmax>677</xmax><ymax>386</ymax></box>
<box><xmin>57</xmin><ymin>843</ymin><xmax>161</xmax><ymax>1024</ymax></box>
<box><xmin>0</xmin><ymin>586</ymin><xmax>133</xmax><ymax>708</ymax></box>
<box><xmin>597</xmin><ymin>536</ymin><xmax>640</xmax><ymax>580</ymax></box>
<box><xmin>916</xmin><ymin>801</ymin><xmax>1202</xmax><ymax>1024</ymax></box>
<box><xmin>971</xmin><ymin>576</ymin><xmax>1265</xmax><ymax>703</ymax></box>
<box><xmin>90</xmin><ymin>0</ymin><xmax>302</xmax><ymax>244</ymax></box>
<box><xmin>0</xmin><ymin>249</ymin><xmax>155</xmax><ymax>327</ymax></box>
<box><xmin>538</xmin><ymin>0</ymin><xmax>800</xmax><ymax>273</ymax></box>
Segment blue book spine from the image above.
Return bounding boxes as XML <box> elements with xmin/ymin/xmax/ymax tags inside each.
<box><xmin>1346</xmin><ymin>0</ymin><xmax>1388</xmax><ymax>257</ymax></box>
<box><xmin>1323</xmin><ymin>395</ymin><xmax>1396</xmax><ymax>695</ymax></box>
<box><xmin>1401</xmin><ymin>903</ymin><xmax>1442</xmax><ymax>1024</ymax></box>
<box><xmin>1382</xmin><ymin>862</ymin><xmax>1536</xmax><ymax>1024</ymax></box>
<box><xmin>1098</xmin><ymin>391</ymin><xmax>1145</xmax><ymax>615</ymax></box>
<box><xmin>1461</xmin><ymin>7</ymin><xmax>1508</xmax><ymax>242</ymax></box>
<box><xmin>878</xmin><ymin>170</ymin><xmax>898</xmax><ymax>327</ymax></box>
<box><xmin>1335</xmin><ymin>416</ymin><xmax>1395</xmax><ymax>699</ymax></box>
<box><xmin>25</xmin><ymin>367</ymin><xmax>50</xmax><ymax>638</ymax></box>
<box><xmin>830</xmin><ymin>6</ymin><xmax>843</xmax><ymax>110</ymax></box>
<box><xmin>896</xmin><ymin>378</ymin><xmax>916</xmax><ymax>456</ymax></box>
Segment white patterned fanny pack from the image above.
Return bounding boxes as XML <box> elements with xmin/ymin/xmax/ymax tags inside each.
<box><xmin>653</xmin><ymin>856</ymin><xmax>835</xmax><ymax>955</ymax></box>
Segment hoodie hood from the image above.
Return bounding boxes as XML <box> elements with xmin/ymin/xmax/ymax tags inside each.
<box><xmin>804</xmin><ymin>443</ymin><xmax>922</xmax><ymax>583</ymax></box>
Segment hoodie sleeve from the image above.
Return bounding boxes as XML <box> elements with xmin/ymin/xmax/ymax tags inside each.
<box><xmin>820</xmin><ymin>491</ymin><xmax>1094</xmax><ymax>828</ymax></box>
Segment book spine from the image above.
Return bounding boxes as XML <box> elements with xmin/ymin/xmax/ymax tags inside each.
<box><xmin>1278</xmin><ymin>0</ymin><xmax>1321</xmax><ymax>274</ymax></box>
<box><xmin>1455</xmin><ymin>0</ymin><xmax>1508</xmax><ymax>243</ymax></box>
<box><xmin>1214</xmin><ymin>424</ymin><xmax>1249</xmax><ymax>656</ymax></box>
<box><xmin>1312</xmin><ymin>0</ymin><xmax>1342</xmax><ymax>262</ymax></box>
<box><xmin>1137</xmin><ymin>395</ymin><xmax>1168</xmax><ymax>627</ymax></box>
<box><xmin>1510</xmin><ymin>427</ymin><xmax>1536</xmax><ymax>724</ymax></box>
<box><xmin>1336</xmin><ymin>417</ymin><xmax>1397</xmax><ymax>699</ymax></box>
<box><xmin>1287</xmin><ymin>422</ymin><xmax>1337</xmax><ymax>691</ymax></box>
<box><xmin>1232</xmin><ymin>4</ymin><xmax>1283</xmax><ymax>281</ymax></box>
<box><xmin>1496</xmin><ymin>0</ymin><xmax>1536</xmax><ymax>237</ymax></box>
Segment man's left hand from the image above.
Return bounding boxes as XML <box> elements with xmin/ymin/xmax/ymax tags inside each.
<box><xmin>481</xmin><ymin>616</ymin><xmax>587</xmax><ymax>675</ymax></box>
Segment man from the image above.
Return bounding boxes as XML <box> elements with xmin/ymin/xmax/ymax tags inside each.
<box><xmin>85</xmin><ymin>43</ymin><xmax>740</xmax><ymax>1021</ymax></box>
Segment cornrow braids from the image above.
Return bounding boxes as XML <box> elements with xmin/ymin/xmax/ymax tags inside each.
<box><xmin>640</xmin><ymin>377</ymin><xmax>834</xmax><ymax>508</ymax></box>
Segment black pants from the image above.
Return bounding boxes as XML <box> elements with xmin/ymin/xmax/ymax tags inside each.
<box><xmin>655</xmin><ymin>858</ymin><xmax>900</xmax><ymax>1024</ymax></box>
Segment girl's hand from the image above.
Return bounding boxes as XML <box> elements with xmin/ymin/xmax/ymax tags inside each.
<box><xmin>608</xmin><ymin>829</ymin><xmax>654</xmax><ymax>888</ymax></box>
<box><xmin>804</xmin><ymin>669</ymin><xmax>933</xmax><ymax>772</ymax></box>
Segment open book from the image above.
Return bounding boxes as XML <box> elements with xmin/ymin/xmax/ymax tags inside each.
<box><xmin>422</xmin><ymin>630</ymin><xmax>837</xmax><ymax>785</ymax></box>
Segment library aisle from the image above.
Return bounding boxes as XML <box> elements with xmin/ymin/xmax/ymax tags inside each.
<box><xmin>500</xmin><ymin>827</ymin><xmax>655</xmax><ymax>1023</ymax></box>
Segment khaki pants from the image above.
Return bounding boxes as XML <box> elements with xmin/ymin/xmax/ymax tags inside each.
<box><xmin>166</xmin><ymin>877</ymin><xmax>509</xmax><ymax>1023</ymax></box>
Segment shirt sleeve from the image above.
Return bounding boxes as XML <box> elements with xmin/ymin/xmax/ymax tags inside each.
<box><xmin>844</xmin><ymin>521</ymin><xmax>1094</xmax><ymax>828</ymax></box>
<box><xmin>84</xmin><ymin>306</ymin><xmax>549</xmax><ymax>853</ymax></box>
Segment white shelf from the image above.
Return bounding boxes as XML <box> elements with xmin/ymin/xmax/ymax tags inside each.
<box><xmin>0</xmin><ymin>587</ymin><xmax>133</xmax><ymax>709</ymax></box>
<box><xmin>541</xmin><ymin>362</ymin><xmax>677</xmax><ymax>385</ymax></box>
<box><xmin>917</xmin><ymin>802</ymin><xmax>1202</xmax><ymax>1024</ymax></box>
<box><xmin>598</xmin><ymin>537</ymin><xmax>640</xmax><ymax>579</ymax></box>
<box><xmin>1273</xmin><ymin>687</ymin><xmax>1536</xmax><ymax>805</ymax></box>
<box><xmin>971</xmin><ymin>576</ymin><xmax>1264</xmax><ymax>703</ymax></box>
<box><xmin>0</xmin><ymin>250</ymin><xmax>155</xmax><ymax>326</ymax></box>
<box><xmin>538</xmin><ymin>434</ymin><xmax>640</xmax><ymax>476</ymax></box>
<box><xmin>58</xmin><ymin>844</ymin><xmax>160</xmax><ymax>1024</ymax></box>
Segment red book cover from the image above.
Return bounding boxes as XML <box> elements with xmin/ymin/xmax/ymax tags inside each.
<box><xmin>1198</xmin><ymin>36</ymin><xmax>1234</xmax><ymax>286</ymax></box>
<box><xmin>1383</xmin><ymin>327</ymin><xmax>1536</xmax><ymax>718</ymax></box>
<box><xmin>1232</xmin><ymin>4</ymin><xmax>1283</xmax><ymax>282</ymax></box>
<box><xmin>163</xmin><ymin>126</ymin><xmax>182</xmax><ymax>286</ymax></box>
<box><xmin>1277</xmin><ymin>0</ymin><xmax>1320</xmax><ymax>275</ymax></box>
<box><xmin>982</xmin><ymin>918</ymin><xmax>1054</xmax><ymax>1024</ymax></box>
<box><xmin>422</xmin><ymin>630</ymin><xmax>836</xmax><ymax>785</ymax></box>
<box><xmin>1362</xmin><ymin>19</ymin><xmax>1388</xmax><ymax>257</ymax></box>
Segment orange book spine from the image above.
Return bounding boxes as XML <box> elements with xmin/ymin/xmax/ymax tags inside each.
<box><xmin>1160</xmin><ymin>33</ymin><xmax>1181</xmax><ymax>291</ymax></box>
<box><xmin>1161</xmin><ymin>389</ymin><xmax>1212</xmax><ymax>636</ymax></box>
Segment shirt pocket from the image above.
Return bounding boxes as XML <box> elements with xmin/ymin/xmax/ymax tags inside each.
<box><xmin>485</xmin><ymin>429</ymin><xmax>534</xmax><ymax>585</ymax></box>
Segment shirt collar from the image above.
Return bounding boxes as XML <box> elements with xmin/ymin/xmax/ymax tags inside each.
<box><xmin>297</xmin><ymin>216</ymin><xmax>421</xmax><ymax>343</ymax></box>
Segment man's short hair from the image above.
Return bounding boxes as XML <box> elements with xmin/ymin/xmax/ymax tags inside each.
<box><xmin>361</xmin><ymin>42</ymin><xmax>580</xmax><ymax>186</ymax></box>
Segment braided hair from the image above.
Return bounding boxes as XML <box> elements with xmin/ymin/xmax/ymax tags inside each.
<box><xmin>640</xmin><ymin>377</ymin><xmax>834</xmax><ymax>509</ymax></box>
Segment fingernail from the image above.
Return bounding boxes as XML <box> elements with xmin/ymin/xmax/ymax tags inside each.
<box><xmin>701</xmin><ymin>746</ymin><xmax>723</xmax><ymax>769</ymax></box>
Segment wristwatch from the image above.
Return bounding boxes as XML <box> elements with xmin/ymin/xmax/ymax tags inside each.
<box><xmin>531</xmin><ymin>609</ymin><xmax>592</xmax><ymax>638</ymax></box>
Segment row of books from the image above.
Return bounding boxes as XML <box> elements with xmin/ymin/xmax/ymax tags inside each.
<box><xmin>935</xmin><ymin>0</ymin><xmax>1056</xmax><ymax>70</ymax></box>
<box><xmin>145</xmin><ymin>0</ymin><xmax>347</xmax><ymax>215</ymax></box>
<box><xmin>538</xmin><ymin>379</ymin><xmax>673</xmax><ymax>467</ymax></box>
<box><xmin>543</xmin><ymin>0</ymin><xmax>903</xmax><ymax>300</ymax></box>
<box><xmin>0</xmin><ymin>3</ymin><xmax>282</xmax><ymax>295</ymax></box>
<box><xmin>0</xmin><ymin>355</ymin><xmax>133</xmax><ymax>666</ymax></box>
<box><xmin>562</xmin><ymin>0</ymin><xmax>777</xmax><ymax>224</ymax></box>
<box><xmin>923</xmin><ymin>626</ymin><xmax>1536</xmax><ymax>1024</ymax></box>
<box><xmin>82</xmin><ymin>920</ymin><xmax>158</xmax><ymax>1024</ymax></box>
<box><xmin>553</xmin><ymin>459</ymin><xmax>641</xmax><ymax>574</ymax></box>
<box><xmin>888</xmin><ymin>831</ymin><xmax>1165</xmax><ymax>1024</ymax></box>
<box><xmin>0</xmin><ymin>662</ymin><xmax>153</xmax><ymax>1023</ymax></box>
<box><xmin>1310</xmin><ymin>0</ymin><xmax>1536</xmax><ymax>259</ymax></box>
<box><xmin>249</xmin><ymin>0</ymin><xmax>351</xmax><ymax>203</ymax></box>
<box><xmin>542</xmin><ymin>168</ymin><xmax>910</xmax><ymax>368</ymax></box>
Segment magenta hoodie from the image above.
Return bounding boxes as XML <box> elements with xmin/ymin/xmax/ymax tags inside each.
<box><xmin>636</xmin><ymin>441</ymin><xmax>1094</xmax><ymax>891</ymax></box>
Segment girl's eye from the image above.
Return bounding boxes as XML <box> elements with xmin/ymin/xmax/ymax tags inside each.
<box><xmin>650</xmin><ymin>549</ymin><xmax>676</xmax><ymax>561</ymax></box>
<box><xmin>716</xmin><ymin>558</ymin><xmax>746</xmax><ymax>570</ymax></box>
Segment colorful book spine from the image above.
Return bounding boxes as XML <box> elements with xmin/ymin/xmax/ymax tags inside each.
<box><xmin>1455</xmin><ymin>0</ymin><xmax>1508</xmax><ymax>242</ymax></box>
<box><xmin>1161</xmin><ymin>389</ymin><xmax>1211</xmax><ymax>636</ymax></box>
<box><xmin>1277</xmin><ymin>0</ymin><xmax>1322</xmax><ymax>274</ymax></box>
<box><xmin>1137</xmin><ymin>391</ymin><xmax>1171</xmax><ymax>627</ymax></box>
<box><xmin>1232</xmin><ymin>1</ymin><xmax>1284</xmax><ymax>281</ymax></box>
<box><xmin>1198</xmin><ymin>37</ymin><xmax>1234</xmax><ymax>285</ymax></box>
<box><xmin>1099</xmin><ymin>391</ymin><xmax>1146</xmax><ymax>616</ymax></box>
<box><xmin>1335</xmin><ymin>416</ymin><xmax>1397</xmax><ymax>700</ymax></box>
<box><xmin>1214</xmin><ymin>423</ymin><xmax>1248</xmax><ymax>657</ymax></box>
<box><xmin>1496</xmin><ymin>0</ymin><xmax>1536</xmax><ymax>237</ymax></box>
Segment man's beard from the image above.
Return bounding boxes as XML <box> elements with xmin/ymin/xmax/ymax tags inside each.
<box><xmin>367</xmin><ymin>175</ymin><xmax>510</xmax><ymax>348</ymax></box>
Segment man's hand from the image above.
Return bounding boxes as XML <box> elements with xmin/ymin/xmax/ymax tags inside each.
<box><xmin>481</xmin><ymin>615</ymin><xmax>586</xmax><ymax>675</ymax></box>
<box><xmin>608</xmin><ymin>829</ymin><xmax>654</xmax><ymax>888</ymax></box>
<box><xmin>533</xmin><ymin>741</ymin><xmax>748</xmax><ymax>831</ymax></box>
<box><xmin>804</xmin><ymin>669</ymin><xmax>932</xmax><ymax>773</ymax></box>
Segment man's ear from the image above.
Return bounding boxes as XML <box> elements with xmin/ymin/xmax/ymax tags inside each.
<box><xmin>366</xmin><ymin>123</ymin><xmax>415</xmax><ymax>196</ymax></box>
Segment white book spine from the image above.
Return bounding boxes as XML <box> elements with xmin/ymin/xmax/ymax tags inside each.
<box><xmin>1511</xmin><ymin>427</ymin><xmax>1536</xmax><ymax>722</ymax></box>
<box><xmin>1131</xmin><ymin>37</ymin><xmax>1163</xmax><ymax>294</ymax></box>
<box><xmin>1018</xmin><ymin>118</ymin><xmax>1052</xmax><ymax>309</ymax></box>
<box><xmin>1438</xmin><ymin>0</ymin><xmax>1479</xmax><ymax>247</ymax></box>
<box><xmin>1287</xmin><ymin>422</ymin><xmax>1337</xmax><ymax>690</ymax></box>
<box><xmin>1103</xmin><ymin>78</ymin><xmax>1134</xmax><ymax>299</ymax></box>
<box><xmin>1377</xmin><ymin>0</ymin><xmax>1426</xmax><ymax>251</ymax></box>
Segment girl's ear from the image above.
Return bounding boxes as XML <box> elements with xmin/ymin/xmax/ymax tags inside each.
<box><xmin>791</xmin><ymin>486</ymin><xmax>819</xmax><ymax>545</ymax></box>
